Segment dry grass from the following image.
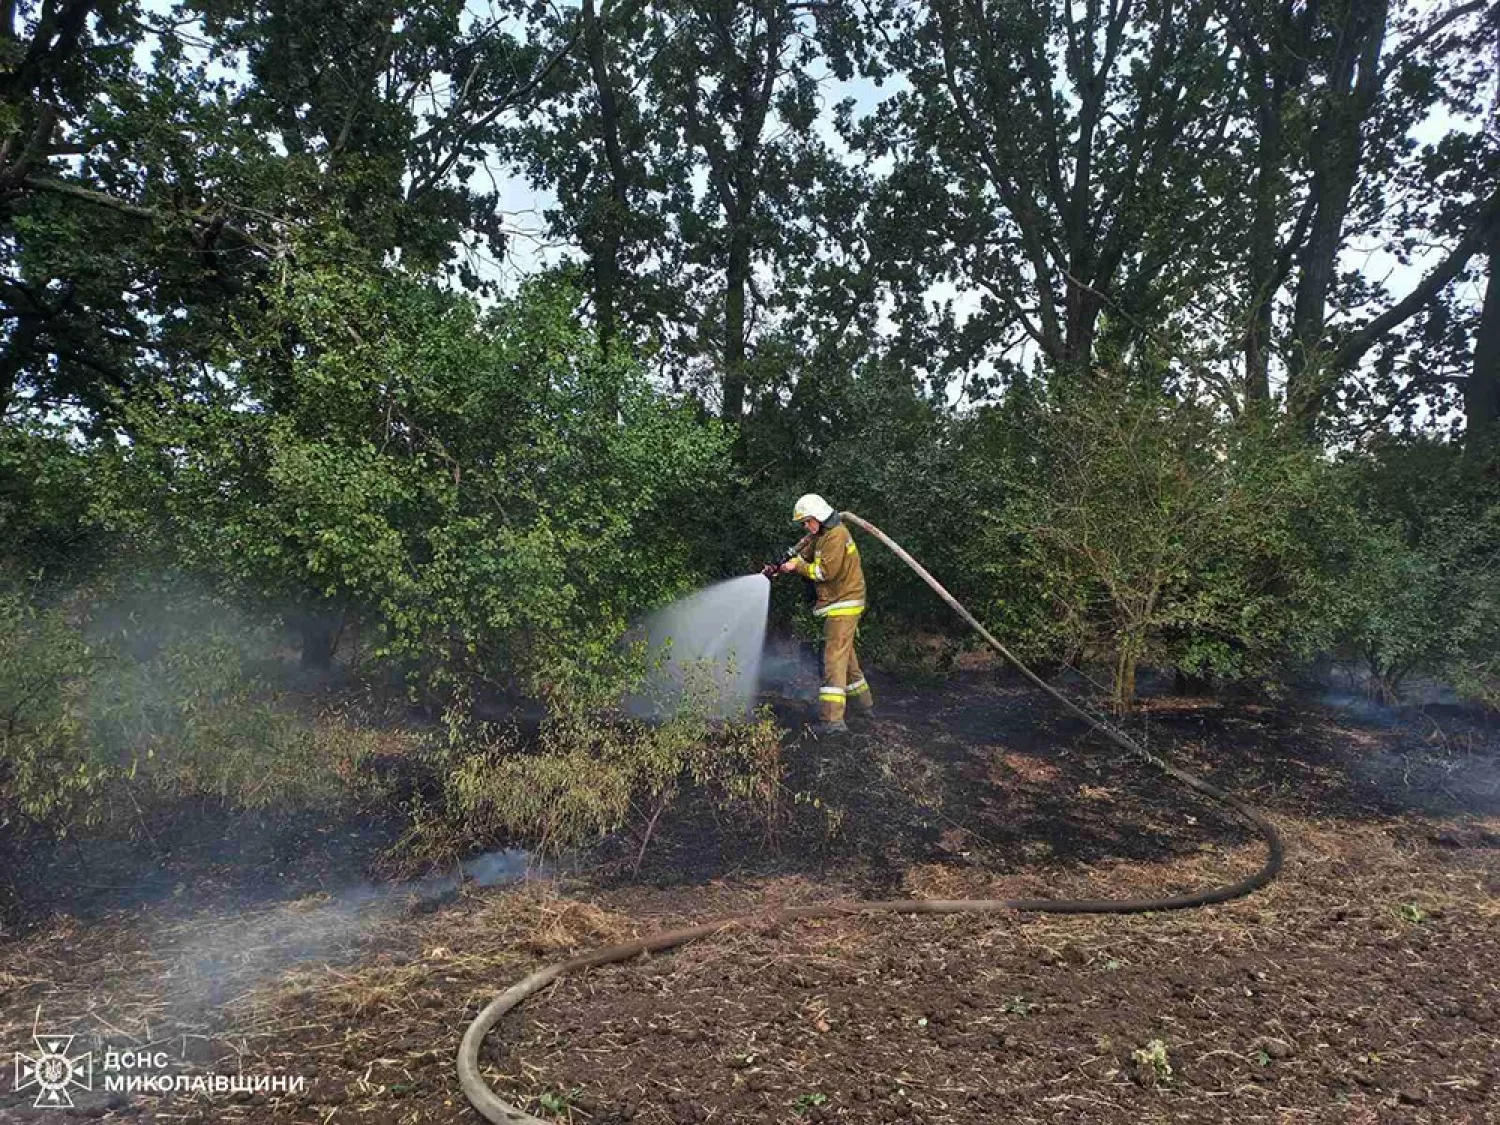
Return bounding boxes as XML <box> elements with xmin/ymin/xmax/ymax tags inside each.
<box><xmin>0</xmin><ymin>881</ymin><xmax>643</xmax><ymax>1122</ymax></box>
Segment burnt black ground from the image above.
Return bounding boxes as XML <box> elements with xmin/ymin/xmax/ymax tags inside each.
<box><xmin>596</xmin><ymin>663</ymin><xmax>1498</xmax><ymax>896</ymax></box>
<box><xmin>8</xmin><ymin>659</ymin><xmax>1495</xmax><ymax>935</ymax></box>
<box><xmin>0</xmin><ymin>661</ymin><xmax>1496</xmax><ymax>1124</ymax></box>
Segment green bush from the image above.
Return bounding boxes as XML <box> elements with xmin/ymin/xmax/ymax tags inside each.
<box><xmin>0</xmin><ymin>585</ymin><xmax>98</xmax><ymax>829</ymax></box>
<box><xmin>736</xmin><ymin>362</ymin><xmax>1498</xmax><ymax>714</ymax></box>
<box><xmin>89</xmin><ymin>269</ymin><xmax>734</xmax><ymax>699</ymax></box>
<box><xmin>0</xmin><ymin>422</ymin><xmax>105</xmax><ymax>585</ymax></box>
<box><xmin>1335</xmin><ymin>439</ymin><xmax>1500</xmax><ymax>704</ymax></box>
<box><xmin>968</xmin><ymin>380</ymin><xmax>1359</xmax><ymax>707</ymax></box>
<box><xmin>739</xmin><ymin>357</ymin><xmax>1030</xmax><ymax>664</ymax></box>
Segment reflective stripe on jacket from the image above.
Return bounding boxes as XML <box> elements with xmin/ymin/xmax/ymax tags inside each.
<box><xmin>793</xmin><ymin>516</ymin><xmax>866</xmax><ymax>617</ymax></box>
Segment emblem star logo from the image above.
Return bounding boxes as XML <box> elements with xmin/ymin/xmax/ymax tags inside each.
<box><xmin>14</xmin><ymin>1034</ymin><xmax>93</xmax><ymax>1109</ymax></box>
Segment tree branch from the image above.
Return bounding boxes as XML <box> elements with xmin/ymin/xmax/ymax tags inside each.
<box><xmin>407</xmin><ymin>13</ymin><xmax>585</xmax><ymax>201</ymax></box>
<box><xmin>1328</xmin><ymin>189</ymin><xmax>1500</xmax><ymax>373</ymax></box>
<box><xmin>937</xmin><ymin>3</ymin><xmax>1064</xmax><ymax>361</ymax></box>
<box><xmin>1379</xmin><ymin>0</ymin><xmax>1488</xmax><ymax>83</ymax></box>
<box><xmin>20</xmin><ymin>176</ymin><xmax>275</xmax><ymax>253</ymax></box>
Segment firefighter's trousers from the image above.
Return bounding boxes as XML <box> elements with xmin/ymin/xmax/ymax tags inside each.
<box><xmin>819</xmin><ymin>612</ymin><xmax>874</xmax><ymax>722</ymax></box>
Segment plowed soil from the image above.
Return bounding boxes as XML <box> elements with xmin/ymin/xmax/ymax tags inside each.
<box><xmin>2</xmin><ymin>669</ymin><xmax>1497</xmax><ymax>1124</ymax></box>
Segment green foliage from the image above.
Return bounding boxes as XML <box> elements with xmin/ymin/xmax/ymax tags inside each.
<box><xmin>0</xmin><ymin>585</ymin><xmax>98</xmax><ymax>828</ymax></box>
<box><xmin>1334</xmin><ymin>439</ymin><xmax>1500</xmax><ymax>704</ymax></box>
<box><xmin>2</xmin><ymin>0</ymin><xmax>1495</xmax><ymax>876</ymax></box>
<box><xmin>92</xmin><ymin>272</ymin><xmax>732</xmax><ymax>695</ymax></box>
<box><xmin>942</xmin><ymin>386</ymin><xmax>1498</xmax><ymax>712</ymax></box>
<box><xmin>818</xmin><ymin>360</ymin><xmax>997</xmax><ymax>623</ymax></box>
<box><xmin>495</xmin><ymin>0</ymin><xmax>873</xmax><ymax>414</ymax></box>
<box><xmin>0</xmin><ymin>421</ymin><xmax>104</xmax><ymax>584</ymax></box>
<box><xmin>537</xmin><ymin>1088</ymin><xmax>582</xmax><ymax>1114</ymax></box>
<box><xmin>1395</xmin><ymin>902</ymin><xmax>1428</xmax><ymax>925</ymax></box>
<box><xmin>1162</xmin><ymin>421</ymin><xmax>1356</xmax><ymax>688</ymax></box>
<box><xmin>971</xmin><ymin>379</ymin><xmax>1359</xmax><ymax>706</ymax></box>
<box><xmin>740</xmin><ymin>355</ymin><xmax>1021</xmax><ymax>660</ymax></box>
<box><xmin>740</xmin><ymin>363</ymin><xmax>1497</xmax><ymax>716</ymax></box>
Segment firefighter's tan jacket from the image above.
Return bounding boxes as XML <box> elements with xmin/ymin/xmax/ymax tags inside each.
<box><xmin>793</xmin><ymin>516</ymin><xmax>865</xmax><ymax>617</ymax></box>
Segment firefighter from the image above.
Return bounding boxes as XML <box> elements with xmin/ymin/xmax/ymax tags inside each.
<box><xmin>778</xmin><ymin>493</ymin><xmax>873</xmax><ymax>732</ymax></box>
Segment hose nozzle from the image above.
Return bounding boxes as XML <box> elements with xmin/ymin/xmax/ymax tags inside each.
<box><xmin>756</xmin><ymin>533</ymin><xmax>813</xmax><ymax>580</ymax></box>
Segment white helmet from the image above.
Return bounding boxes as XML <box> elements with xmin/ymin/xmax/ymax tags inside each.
<box><xmin>792</xmin><ymin>493</ymin><xmax>835</xmax><ymax>524</ymax></box>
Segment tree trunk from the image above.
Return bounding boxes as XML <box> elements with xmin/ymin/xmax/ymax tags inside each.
<box><xmin>589</xmin><ymin>221</ymin><xmax>622</xmax><ymax>355</ymax></box>
<box><xmin>723</xmin><ymin>227</ymin><xmax>750</xmax><ymax>421</ymax></box>
<box><xmin>1468</xmin><ymin>223</ymin><xmax>1500</xmax><ymax>452</ymax></box>
<box><xmin>0</xmin><ymin>312</ymin><xmax>41</xmax><ymax>415</ymax></box>
<box><xmin>1286</xmin><ymin>0</ymin><xmax>1388</xmax><ymax>435</ymax></box>
<box><xmin>1114</xmin><ymin>638</ymin><xmax>1140</xmax><ymax>713</ymax></box>
<box><xmin>1244</xmin><ymin>77</ymin><xmax>1285</xmax><ymax>405</ymax></box>
<box><xmin>1063</xmin><ymin>280</ymin><xmax>1102</xmax><ymax>371</ymax></box>
<box><xmin>298</xmin><ymin>612</ymin><xmax>337</xmax><ymax>670</ymax></box>
<box><xmin>582</xmin><ymin>0</ymin><xmax>629</xmax><ymax>355</ymax></box>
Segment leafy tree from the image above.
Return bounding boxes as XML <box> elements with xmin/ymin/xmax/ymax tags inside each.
<box><xmin>855</xmin><ymin>0</ymin><xmax>1498</xmax><ymax>445</ymax></box>
<box><xmin>0</xmin><ymin>418</ymin><xmax>101</xmax><ymax>582</ymax></box>
<box><xmin>1269</xmin><ymin>0</ymin><xmax>1499</xmax><ymax>435</ymax></box>
<box><xmin>0</xmin><ymin>0</ymin><xmax>576</xmax><ymax>423</ymax></box>
<box><xmin>1336</xmin><ymin>436</ymin><xmax>1500</xmax><ymax>701</ymax></box>
<box><xmin>494</xmin><ymin>0</ymin><xmax>673</xmax><ymax>360</ymax></box>
<box><xmin>92</xmin><ymin>267</ymin><xmax>733</xmax><ymax>692</ymax></box>
<box><xmin>983</xmin><ymin>375</ymin><xmax>1355</xmax><ymax>708</ymax></box>
<box><xmin>500</xmin><ymin>0</ymin><xmax>873</xmax><ymax>420</ymax></box>
<box><xmin>863</xmin><ymin>0</ymin><xmax>1237</xmax><ymax>381</ymax></box>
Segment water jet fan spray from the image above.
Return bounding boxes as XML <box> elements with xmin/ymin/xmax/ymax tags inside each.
<box><xmin>627</xmin><ymin>575</ymin><xmax>770</xmax><ymax>720</ymax></box>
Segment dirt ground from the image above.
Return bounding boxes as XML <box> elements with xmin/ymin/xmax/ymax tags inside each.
<box><xmin>2</xmin><ymin>668</ymin><xmax>1497</xmax><ymax>1124</ymax></box>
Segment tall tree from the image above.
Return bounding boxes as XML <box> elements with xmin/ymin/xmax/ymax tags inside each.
<box><xmin>1330</xmin><ymin>0</ymin><xmax>1498</xmax><ymax>442</ymax></box>
<box><xmin>1471</xmin><ymin>224</ymin><xmax>1500</xmax><ymax>448</ymax></box>
<box><xmin>497</xmin><ymin>0</ymin><xmax>666</xmax><ymax>357</ymax></box>
<box><xmin>1226</xmin><ymin>0</ymin><xmax>1316</xmax><ymax>406</ymax></box>
<box><xmin>1464</xmin><ymin>5</ymin><xmax>1500</xmax><ymax>452</ymax></box>
<box><xmin>1273</xmin><ymin>0</ymin><xmax>1498</xmax><ymax>432</ymax></box>
<box><xmin>501</xmin><ymin>0</ymin><xmax>868</xmax><ymax>422</ymax></box>
<box><xmin>867</xmin><ymin>0</ymin><xmax>1237</xmax><ymax>382</ymax></box>
<box><xmin>0</xmin><ymin>0</ymin><xmax>578</xmax><ymax>422</ymax></box>
<box><xmin>1</xmin><ymin>0</ymin><xmax>153</xmax><ymax>417</ymax></box>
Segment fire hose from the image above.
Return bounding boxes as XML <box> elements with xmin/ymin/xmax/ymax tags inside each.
<box><xmin>457</xmin><ymin>511</ymin><xmax>1285</xmax><ymax>1124</ymax></box>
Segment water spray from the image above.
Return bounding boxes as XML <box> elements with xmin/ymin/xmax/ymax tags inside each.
<box><xmin>626</xmin><ymin>576</ymin><xmax>770</xmax><ymax>720</ymax></box>
<box><xmin>457</xmin><ymin>512</ymin><xmax>1286</xmax><ymax>1125</ymax></box>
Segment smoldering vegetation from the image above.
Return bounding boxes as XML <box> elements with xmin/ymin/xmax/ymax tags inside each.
<box><xmin>0</xmin><ymin>572</ymin><xmax>790</xmax><ymax>940</ymax></box>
